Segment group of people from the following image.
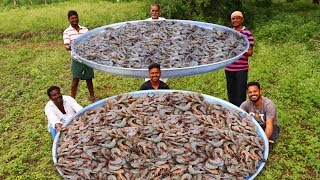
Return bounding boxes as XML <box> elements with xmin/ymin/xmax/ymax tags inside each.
<box><xmin>45</xmin><ymin>4</ymin><xmax>279</xmax><ymax>148</ymax></box>
<box><xmin>226</xmin><ymin>11</ymin><xmax>280</xmax><ymax>147</ymax></box>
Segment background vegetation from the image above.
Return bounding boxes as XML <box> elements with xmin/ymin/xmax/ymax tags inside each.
<box><xmin>0</xmin><ymin>0</ymin><xmax>319</xmax><ymax>179</ymax></box>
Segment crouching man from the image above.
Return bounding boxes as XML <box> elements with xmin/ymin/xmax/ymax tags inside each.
<box><xmin>45</xmin><ymin>86</ymin><xmax>83</xmax><ymax>139</ymax></box>
<box><xmin>240</xmin><ymin>82</ymin><xmax>280</xmax><ymax>148</ymax></box>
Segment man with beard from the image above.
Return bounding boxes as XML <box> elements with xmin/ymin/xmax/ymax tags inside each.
<box><xmin>63</xmin><ymin>10</ymin><xmax>96</xmax><ymax>102</ymax></box>
<box><xmin>140</xmin><ymin>63</ymin><xmax>170</xmax><ymax>90</ymax></box>
<box><xmin>240</xmin><ymin>82</ymin><xmax>280</xmax><ymax>148</ymax></box>
<box><xmin>45</xmin><ymin>86</ymin><xmax>83</xmax><ymax>139</ymax></box>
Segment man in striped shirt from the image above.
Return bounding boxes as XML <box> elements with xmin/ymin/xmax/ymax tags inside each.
<box><xmin>63</xmin><ymin>10</ymin><xmax>95</xmax><ymax>102</ymax></box>
<box><xmin>225</xmin><ymin>11</ymin><xmax>254</xmax><ymax>107</ymax></box>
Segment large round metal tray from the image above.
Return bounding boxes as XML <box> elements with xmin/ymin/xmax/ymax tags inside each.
<box><xmin>71</xmin><ymin>20</ymin><xmax>250</xmax><ymax>78</ymax></box>
<box><xmin>52</xmin><ymin>90</ymin><xmax>268</xmax><ymax>180</ymax></box>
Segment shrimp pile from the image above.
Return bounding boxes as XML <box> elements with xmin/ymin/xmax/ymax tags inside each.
<box><xmin>55</xmin><ymin>92</ymin><xmax>265</xmax><ymax>179</ymax></box>
<box><xmin>75</xmin><ymin>21</ymin><xmax>247</xmax><ymax>69</ymax></box>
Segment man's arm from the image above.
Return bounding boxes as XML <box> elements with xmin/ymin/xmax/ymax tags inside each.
<box><xmin>63</xmin><ymin>29</ymin><xmax>71</xmax><ymax>51</ymax></box>
<box><xmin>55</xmin><ymin>123</ymin><xmax>62</xmax><ymax>131</ymax></box>
<box><xmin>45</xmin><ymin>106</ymin><xmax>62</xmax><ymax>131</ymax></box>
<box><xmin>65</xmin><ymin>44</ymin><xmax>71</xmax><ymax>51</ymax></box>
<box><xmin>244</xmin><ymin>29</ymin><xmax>254</xmax><ymax>57</ymax></box>
<box><xmin>264</xmin><ymin>100</ymin><xmax>277</xmax><ymax>140</ymax></box>
<box><xmin>265</xmin><ymin>118</ymin><xmax>274</xmax><ymax>139</ymax></box>
<box><xmin>244</xmin><ymin>45</ymin><xmax>253</xmax><ymax>57</ymax></box>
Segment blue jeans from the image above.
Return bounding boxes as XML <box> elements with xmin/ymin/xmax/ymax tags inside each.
<box><xmin>49</xmin><ymin>124</ymin><xmax>57</xmax><ymax>140</ymax></box>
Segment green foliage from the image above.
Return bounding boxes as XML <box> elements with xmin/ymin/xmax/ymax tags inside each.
<box><xmin>0</xmin><ymin>1</ymin><xmax>145</xmax><ymax>41</ymax></box>
<box><xmin>248</xmin><ymin>42</ymin><xmax>320</xmax><ymax>179</ymax></box>
<box><xmin>251</xmin><ymin>1</ymin><xmax>320</xmax><ymax>43</ymax></box>
<box><xmin>145</xmin><ymin>0</ymin><xmax>249</xmax><ymax>26</ymax></box>
<box><xmin>0</xmin><ymin>0</ymin><xmax>135</xmax><ymax>6</ymax></box>
<box><xmin>0</xmin><ymin>0</ymin><xmax>319</xmax><ymax>179</ymax></box>
<box><xmin>1</xmin><ymin>0</ymin><xmax>67</xmax><ymax>6</ymax></box>
<box><xmin>250</xmin><ymin>0</ymin><xmax>273</xmax><ymax>7</ymax></box>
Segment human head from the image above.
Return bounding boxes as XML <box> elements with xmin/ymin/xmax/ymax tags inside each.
<box><xmin>231</xmin><ymin>10</ymin><xmax>244</xmax><ymax>28</ymax></box>
<box><xmin>148</xmin><ymin>63</ymin><xmax>161</xmax><ymax>82</ymax></box>
<box><xmin>47</xmin><ymin>86</ymin><xmax>63</xmax><ymax>103</ymax></box>
<box><xmin>67</xmin><ymin>10</ymin><xmax>79</xmax><ymax>26</ymax></box>
<box><xmin>150</xmin><ymin>4</ymin><xmax>161</xmax><ymax>19</ymax></box>
<box><xmin>246</xmin><ymin>81</ymin><xmax>260</xmax><ymax>90</ymax></box>
<box><xmin>246</xmin><ymin>82</ymin><xmax>262</xmax><ymax>102</ymax></box>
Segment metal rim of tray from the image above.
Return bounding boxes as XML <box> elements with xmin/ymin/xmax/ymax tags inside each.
<box><xmin>71</xmin><ymin>19</ymin><xmax>250</xmax><ymax>78</ymax></box>
<box><xmin>52</xmin><ymin>90</ymin><xmax>268</xmax><ymax>180</ymax></box>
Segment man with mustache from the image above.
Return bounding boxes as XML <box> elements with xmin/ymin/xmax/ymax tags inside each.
<box><xmin>140</xmin><ymin>63</ymin><xmax>169</xmax><ymax>90</ymax></box>
<box><xmin>63</xmin><ymin>10</ymin><xmax>96</xmax><ymax>102</ymax></box>
<box><xmin>145</xmin><ymin>4</ymin><xmax>166</xmax><ymax>21</ymax></box>
<box><xmin>240</xmin><ymin>82</ymin><xmax>280</xmax><ymax>148</ymax></box>
<box><xmin>225</xmin><ymin>11</ymin><xmax>254</xmax><ymax>107</ymax></box>
<box><xmin>44</xmin><ymin>86</ymin><xmax>83</xmax><ymax>139</ymax></box>
<box><xmin>145</xmin><ymin>4</ymin><xmax>168</xmax><ymax>83</ymax></box>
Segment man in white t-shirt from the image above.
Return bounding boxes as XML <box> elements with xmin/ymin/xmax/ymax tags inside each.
<box><xmin>44</xmin><ymin>86</ymin><xmax>83</xmax><ymax>139</ymax></box>
<box><xmin>63</xmin><ymin>10</ymin><xmax>96</xmax><ymax>102</ymax></box>
<box><xmin>145</xmin><ymin>4</ymin><xmax>166</xmax><ymax>21</ymax></box>
<box><xmin>145</xmin><ymin>4</ymin><xmax>168</xmax><ymax>83</ymax></box>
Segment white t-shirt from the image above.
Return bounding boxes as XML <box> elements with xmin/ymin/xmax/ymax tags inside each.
<box><xmin>145</xmin><ymin>17</ymin><xmax>166</xmax><ymax>21</ymax></box>
<box><xmin>44</xmin><ymin>95</ymin><xmax>83</xmax><ymax>131</ymax></box>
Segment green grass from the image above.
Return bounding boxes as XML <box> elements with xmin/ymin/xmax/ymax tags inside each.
<box><xmin>0</xmin><ymin>1</ymin><xmax>147</xmax><ymax>42</ymax></box>
<box><xmin>0</xmin><ymin>0</ymin><xmax>319</xmax><ymax>179</ymax></box>
<box><xmin>249</xmin><ymin>42</ymin><xmax>320</xmax><ymax>179</ymax></box>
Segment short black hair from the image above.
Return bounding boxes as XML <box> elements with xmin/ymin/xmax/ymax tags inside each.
<box><xmin>47</xmin><ymin>86</ymin><xmax>60</xmax><ymax>97</ymax></box>
<box><xmin>68</xmin><ymin>10</ymin><xmax>78</xmax><ymax>19</ymax></box>
<box><xmin>246</xmin><ymin>81</ymin><xmax>261</xmax><ymax>90</ymax></box>
<box><xmin>148</xmin><ymin>63</ymin><xmax>161</xmax><ymax>71</ymax></box>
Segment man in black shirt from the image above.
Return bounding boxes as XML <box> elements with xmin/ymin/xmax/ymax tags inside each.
<box><xmin>140</xmin><ymin>63</ymin><xmax>170</xmax><ymax>90</ymax></box>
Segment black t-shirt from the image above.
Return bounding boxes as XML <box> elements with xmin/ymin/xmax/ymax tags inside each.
<box><xmin>140</xmin><ymin>80</ymin><xmax>170</xmax><ymax>90</ymax></box>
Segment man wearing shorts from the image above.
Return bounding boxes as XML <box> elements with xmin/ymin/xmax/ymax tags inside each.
<box><xmin>63</xmin><ymin>10</ymin><xmax>95</xmax><ymax>102</ymax></box>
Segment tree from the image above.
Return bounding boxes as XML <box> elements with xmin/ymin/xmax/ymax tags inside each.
<box><xmin>150</xmin><ymin>0</ymin><xmax>248</xmax><ymax>26</ymax></box>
